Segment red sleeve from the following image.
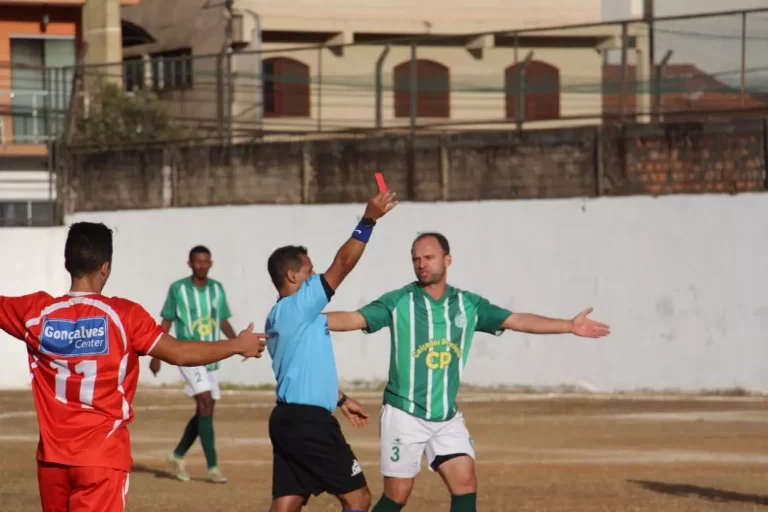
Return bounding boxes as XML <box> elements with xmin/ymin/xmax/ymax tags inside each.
<box><xmin>125</xmin><ymin>302</ymin><xmax>165</xmax><ymax>356</ymax></box>
<box><xmin>0</xmin><ymin>293</ymin><xmax>48</xmax><ymax>341</ymax></box>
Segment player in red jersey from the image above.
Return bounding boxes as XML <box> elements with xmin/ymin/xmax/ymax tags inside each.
<box><xmin>0</xmin><ymin>222</ymin><xmax>268</xmax><ymax>512</ymax></box>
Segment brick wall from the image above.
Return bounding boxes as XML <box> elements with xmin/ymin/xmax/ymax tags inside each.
<box><xmin>60</xmin><ymin>119</ymin><xmax>768</xmax><ymax>212</ymax></box>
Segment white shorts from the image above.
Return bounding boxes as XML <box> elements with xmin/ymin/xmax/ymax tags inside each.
<box><xmin>379</xmin><ymin>404</ymin><xmax>475</xmax><ymax>478</ymax></box>
<box><xmin>179</xmin><ymin>366</ymin><xmax>220</xmax><ymax>401</ymax></box>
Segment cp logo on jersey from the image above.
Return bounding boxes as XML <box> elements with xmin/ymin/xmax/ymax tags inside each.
<box><xmin>426</xmin><ymin>350</ymin><xmax>452</xmax><ymax>369</ymax></box>
<box><xmin>40</xmin><ymin>316</ymin><xmax>109</xmax><ymax>357</ymax></box>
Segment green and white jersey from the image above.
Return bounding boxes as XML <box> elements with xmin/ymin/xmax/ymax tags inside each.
<box><xmin>160</xmin><ymin>277</ymin><xmax>232</xmax><ymax>371</ymax></box>
<box><xmin>358</xmin><ymin>283</ymin><xmax>511</xmax><ymax>422</ymax></box>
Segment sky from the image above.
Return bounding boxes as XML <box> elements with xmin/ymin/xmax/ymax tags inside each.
<box><xmin>601</xmin><ymin>0</ymin><xmax>768</xmax><ymax>89</ymax></box>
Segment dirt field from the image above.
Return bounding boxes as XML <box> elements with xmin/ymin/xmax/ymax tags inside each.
<box><xmin>2</xmin><ymin>387</ymin><xmax>768</xmax><ymax>511</ymax></box>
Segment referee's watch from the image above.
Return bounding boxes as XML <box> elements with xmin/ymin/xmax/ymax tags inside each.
<box><xmin>337</xmin><ymin>393</ymin><xmax>348</xmax><ymax>407</ymax></box>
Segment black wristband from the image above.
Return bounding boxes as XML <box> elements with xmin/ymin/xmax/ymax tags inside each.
<box><xmin>337</xmin><ymin>393</ymin><xmax>348</xmax><ymax>407</ymax></box>
<box><xmin>359</xmin><ymin>217</ymin><xmax>376</xmax><ymax>228</ymax></box>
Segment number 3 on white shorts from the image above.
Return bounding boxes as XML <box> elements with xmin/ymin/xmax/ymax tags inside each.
<box><xmin>390</xmin><ymin>440</ymin><xmax>401</xmax><ymax>462</ymax></box>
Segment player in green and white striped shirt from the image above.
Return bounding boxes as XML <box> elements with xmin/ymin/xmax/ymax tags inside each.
<box><xmin>148</xmin><ymin>245</ymin><xmax>236</xmax><ymax>484</ymax></box>
<box><xmin>326</xmin><ymin>232</ymin><xmax>610</xmax><ymax>512</ymax></box>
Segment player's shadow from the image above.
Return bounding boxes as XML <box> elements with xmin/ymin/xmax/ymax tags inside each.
<box><xmin>131</xmin><ymin>464</ymin><xmax>175</xmax><ymax>480</ymax></box>
<box><xmin>629</xmin><ymin>480</ymin><xmax>768</xmax><ymax>506</ymax></box>
<box><xmin>131</xmin><ymin>463</ymin><xmax>212</xmax><ymax>483</ymax></box>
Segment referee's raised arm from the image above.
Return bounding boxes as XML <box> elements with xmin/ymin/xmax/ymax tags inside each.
<box><xmin>323</xmin><ymin>190</ymin><xmax>398</xmax><ymax>291</ymax></box>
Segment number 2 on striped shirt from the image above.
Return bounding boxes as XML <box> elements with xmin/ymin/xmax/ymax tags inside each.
<box><xmin>49</xmin><ymin>359</ymin><xmax>98</xmax><ymax>409</ymax></box>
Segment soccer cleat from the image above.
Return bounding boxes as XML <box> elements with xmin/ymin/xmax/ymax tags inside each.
<box><xmin>166</xmin><ymin>453</ymin><xmax>191</xmax><ymax>482</ymax></box>
<box><xmin>207</xmin><ymin>466</ymin><xmax>228</xmax><ymax>484</ymax></box>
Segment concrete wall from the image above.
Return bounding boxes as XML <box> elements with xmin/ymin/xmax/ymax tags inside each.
<box><xmin>0</xmin><ymin>227</ymin><xmax>68</xmax><ymax>388</ymax></box>
<box><xmin>61</xmin><ymin>120</ymin><xmax>768</xmax><ymax>212</ymax></box>
<box><xmin>2</xmin><ymin>194</ymin><xmax>768</xmax><ymax>392</ymax></box>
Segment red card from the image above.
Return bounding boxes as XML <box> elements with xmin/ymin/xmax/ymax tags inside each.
<box><xmin>375</xmin><ymin>172</ymin><xmax>388</xmax><ymax>193</ymax></box>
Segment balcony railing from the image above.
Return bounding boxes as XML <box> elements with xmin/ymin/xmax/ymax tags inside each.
<box><xmin>0</xmin><ymin>89</ymin><xmax>75</xmax><ymax>145</ymax></box>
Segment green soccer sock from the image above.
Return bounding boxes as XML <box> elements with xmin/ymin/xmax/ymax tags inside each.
<box><xmin>450</xmin><ymin>493</ymin><xmax>477</xmax><ymax>512</ymax></box>
<box><xmin>197</xmin><ymin>415</ymin><xmax>218</xmax><ymax>469</ymax></box>
<box><xmin>371</xmin><ymin>494</ymin><xmax>404</xmax><ymax>512</ymax></box>
<box><xmin>173</xmin><ymin>415</ymin><xmax>199</xmax><ymax>458</ymax></box>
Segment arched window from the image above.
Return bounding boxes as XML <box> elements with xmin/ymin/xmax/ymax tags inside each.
<box><xmin>393</xmin><ymin>59</ymin><xmax>450</xmax><ymax>118</ymax></box>
<box><xmin>262</xmin><ymin>57</ymin><xmax>310</xmax><ymax>117</ymax></box>
<box><xmin>121</xmin><ymin>21</ymin><xmax>155</xmax><ymax>47</ymax></box>
<box><xmin>505</xmin><ymin>60</ymin><xmax>560</xmax><ymax>121</ymax></box>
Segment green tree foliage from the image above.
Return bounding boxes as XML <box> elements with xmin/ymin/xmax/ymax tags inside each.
<box><xmin>71</xmin><ymin>82</ymin><xmax>187</xmax><ymax>147</ymax></box>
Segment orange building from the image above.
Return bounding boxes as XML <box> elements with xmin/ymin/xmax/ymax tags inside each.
<box><xmin>0</xmin><ymin>0</ymin><xmax>137</xmax><ymax>156</ymax></box>
<box><xmin>0</xmin><ymin>1</ymin><xmax>137</xmax><ymax>227</ymax></box>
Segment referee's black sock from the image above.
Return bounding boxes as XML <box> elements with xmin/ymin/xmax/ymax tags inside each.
<box><xmin>371</xmin><ymin>494</ymin><xmax>403</xmax><ymax>512</ymax></box>
<box><xmin>450</xmin><ymin>492</ymin><xmax>477</xmax><ymax>512</ymax></box>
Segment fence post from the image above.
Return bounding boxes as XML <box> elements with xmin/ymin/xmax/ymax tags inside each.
<box><xmin>741</xmin><ymin>11</ymin><xmax>747</xmax><ymax>108</ymax></box>
<box><xmin>656</xmin><ymin>50</ymin><xmax>673</xmax><ymax>121</ymax></box>
<box><xmin>317</xmin><ymin>45</ymin><xmax>323</xmax><ymax>131</ymax></box>
<box><xmin>409</xmin><ymin>41</ymin><xmax>417</xmax><ymax>132</ymax></box>
<box><xmin>515</xmin><ymin>51</ymin><xmax>533</xmax><ymax>130</ymax></box>
<box><xmin>619</xmin><ymin>21</ymin><xmax>629</xmax><ymax>121</ymax></box>
<box><xmin>375</xmin><ymin>45</ymin><xmax>391</xmax><ymax>130</ymax></box>
<box><xmin>216</xmin><ymin>54</ymin><xmax>224</xmax><ymax>141</ymax></box>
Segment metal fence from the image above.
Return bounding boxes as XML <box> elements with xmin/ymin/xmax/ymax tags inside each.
<box><xmin>73</xmin><ymin>7</ymin><xmax>768</xmax><ymax>140</ymax></box>
<box><xmin>1</xmin><ymin>8</ymin><xmax>768</xmax><ymax>146</ymax></box>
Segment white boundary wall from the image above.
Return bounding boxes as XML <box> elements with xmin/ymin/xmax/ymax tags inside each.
<box><xmin>2</xmin><ymin>194</ymin><xmax>768</xmax><ymax>392</ymax></box>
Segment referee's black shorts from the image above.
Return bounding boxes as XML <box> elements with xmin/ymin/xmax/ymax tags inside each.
<box><xmin>269</xmin><ymin>402</ymin><xmax>367</xmax><ymax>500</ymax></box>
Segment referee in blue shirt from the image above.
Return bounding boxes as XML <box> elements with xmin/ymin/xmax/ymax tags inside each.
<box><xmin>265</xmin><ymin>190</ymin><xmax>398</xmax><ymax>512</ymax></box>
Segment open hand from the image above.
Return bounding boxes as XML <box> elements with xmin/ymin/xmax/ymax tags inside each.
<box><xmin>570</xmin><ymin>308</ymin><xmax>610</xmax><ymax>338</ymax></box>
<box><xmin>236</xmin><ymin>323</ymin><xmax>269</xmax><ymax>358</ymax></box>
<box><xmin>363</xmin><ymin>190</ymin><xmax>398</xmax><ymax>221</ymax></box>
<box><xmin>340</xmin><ymin>396</ymin><xmax>370</xmax><ymax>428</ymax></box>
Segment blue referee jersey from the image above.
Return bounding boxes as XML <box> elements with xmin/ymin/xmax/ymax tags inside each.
<box><xmin>265</xmin><ymin>274</ymin><xmax>338</xmax><ymax>412</ymax></box>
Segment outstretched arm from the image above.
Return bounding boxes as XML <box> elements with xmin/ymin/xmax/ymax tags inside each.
<box><xmin>502</xmin><ymin>307</ymin><xmax>610</xmax><ymax>338</ymax></box>
<box><xmin>323</xmin><ymin>191</ymin><xmax>397</xmax><ymax>291</ymax></box>
<box><xmin>148</xmin><ymin>323</ymin><xmax>268</xmax><ymax>366</ymax></box>
<box><xmin>326</xmin><ymin>311</ymin><xmax>367</xmax><ymax>332</ymax></box>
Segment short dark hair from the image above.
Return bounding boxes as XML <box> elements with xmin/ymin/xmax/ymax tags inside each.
<box><xmin>267</xmin><ymin>245</ymin><xmax>308</xmax><ymax>289</ymax></box>
<box><xmin>64</xmin><ymin>222</ymin><xmax>113</xmax><ymax>279</ymax></box>
<box><xmin>413</xmin><ymin>232</ymin><xmax>450</xmax><ymax>255</ymax></box>
<box><xmin>189</xmin><ymin>245</ymin><xmax>211</xmax><ymax>261</ymax></box>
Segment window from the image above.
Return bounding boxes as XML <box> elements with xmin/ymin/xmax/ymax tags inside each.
<box><xmin>393</xmin><ymin>59</ymin><xmax>450</xmax><ymax>118</ymax></box>
<box><xmin>123</xmin><ymin>57</ymin><xmax>145</xmax><ymax>92</ymax></box>
<box><xmin>151</xmin><ymin>48</ymin><xmax>193</xmax><ymax>92</ymax></box>
<box><xmin>505</xmin><ymin>60</ymin><xmax>560</xmax><ymax>121</ymax></box>
<box><xmin>262</xmin><ymin>58</ymin><xmax>310</xmax><ymax>117</ymax></box>
<box><xmin>10</xmin><ymin>37</ymin><xmax>75</xmax><ymax>144</ymax></box>
<box><xmin>0</xmin><ymin>201</ymin><xmax>54</xmax><ymax>227</ymax></box>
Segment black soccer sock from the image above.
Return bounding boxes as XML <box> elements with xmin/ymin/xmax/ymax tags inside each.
<box><xmin>198</xmin><ymin>415</ymin><xmax>218</xmax><ymax>469</ymax></box>
<box><xmin>371</xmin><ymin>494</ymin><xmax>404</xmax><ymax>512</ymax></box>
<box><xmin>450</xmin><ymin>493</ymin><xmax>477</xmax><ymax>512</ymax></box>
<box><xmin>173</xmin><ymin>415</ymin><xmax>199</xmax><ymax>458</ymax></box>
